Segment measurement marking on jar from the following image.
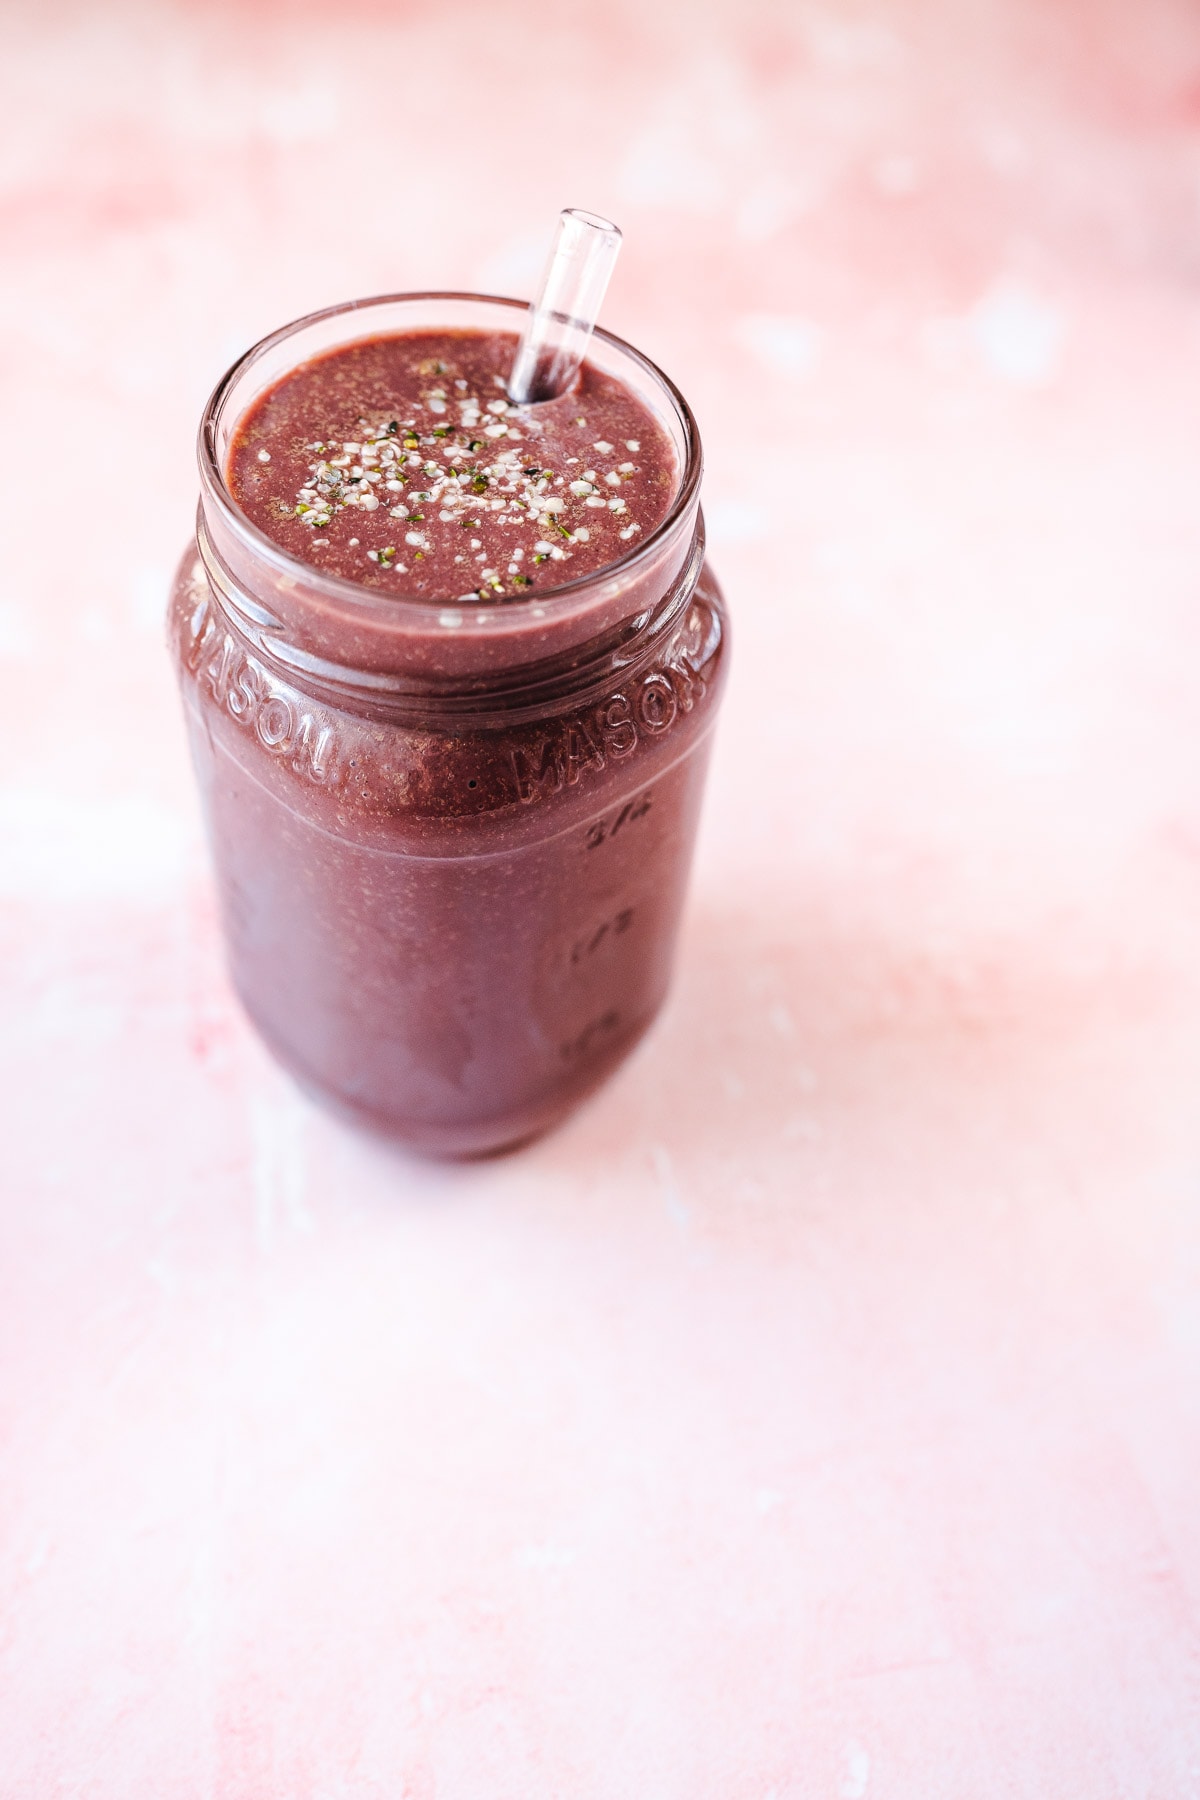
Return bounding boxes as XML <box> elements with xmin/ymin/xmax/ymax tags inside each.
<box><xmin>571</xmin><ymin>907</ymin><xmax>634</xmax><ymax>964</ymax></box>
<box><xmin>586</xmin><ymin>794</ymin><xmax>651</xmax><ymax>851</ymax></box>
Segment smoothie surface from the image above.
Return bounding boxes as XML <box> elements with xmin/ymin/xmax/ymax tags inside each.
<box><xmin>228</xmin><ymin>329</ymin><xmax>678</xmax><ymax>602</ymax></box>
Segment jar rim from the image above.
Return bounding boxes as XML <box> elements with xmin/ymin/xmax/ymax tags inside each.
<box><xmin>197</xmin><ymin>291</ymin><xmax>702</xmax><ymax>634</ymax></box>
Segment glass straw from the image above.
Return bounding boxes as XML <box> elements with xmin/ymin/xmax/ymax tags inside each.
<box><xmin>507</xmin><ymin>209</ymin><xmax>623</xmax><ymax>405</ymax></box>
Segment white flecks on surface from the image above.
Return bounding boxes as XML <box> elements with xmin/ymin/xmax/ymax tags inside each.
<box><xmin>840</xmin><ymin>1744</ymin><xmax>872</xmax><ymax>1799</ymax></box>
<box><xmin>621</xmin><ymin>118</ymin><xmax>728</xmax><ymax>211</ymax></box>
<box><xmin>705</xmin><ymin>499</ymin><xmax>768</xmax><ymax>546</ymax></box>
<box><xmin>734</xmin><ymin>309</ymin><xmax>827</xmax><ymax>376</ymax></box>
<box><xmin>923</xmin><ymin>281</ymin><xmax>1065</xmax><ymax>383</ymax></box>
<box><xmin>969</xmin><ymin>281</ymin><xmax>1065</xmax><ymax>384</ymax></box>
<box><xmin>250</xmin><ymin>1076</ymin><xmax>314</xmax><ymax>1254</ymax></box>
<box><xmin>769</xmin><ymin>1002</ymin><xmax>795</xmax><ymax>1039</ymax></box>
<box><xmin>475</xmin><ymin>229</ymin><xmax>553</xmax><ymax>294</ymax></box>
<box><xmin>0</xmin><ymin>790</ymin><xmax>196</xmax><ymax>903</ymax></box>
<box><xmin>0</xmin><ymin>599</ymin><xmax>35</xmax><ymax>656</ymax></box>
<box><xmin>254</xmin><ymin>80</ymin><xmax>341</xmax><ymax>146</ymax></box>
<box><xmin>0</xmin><ymin>971</ymin><xmax>128</xmax><ymax>1053</ymax></box>
<box><xmin>650</xmin><ymin>1142</ymin><xmax>689</xmax><ymax>1230</ymax></box>
<box><xmin>734</xmin><ymin>312</ymin><xmax>824</xmax><ymax>377</ymax></box>
<box><xmin>735</xmin><ymin>172</ymin><xmax>812</xmax><ymax>241</ymax></box>
<box><xmin>515</xmin><ymin>1542</ymin><xmax>579</xmax><ymax>1571</ymax></box>
<box><xmin>23</xmin><ymin>1535</ymin><xmax>54</xmax><ymax>1580</ymax></box>
<box><xmin>131</xmin><ymin>563</ymin><xmax>172</xmax><ymax>631</ymax></box>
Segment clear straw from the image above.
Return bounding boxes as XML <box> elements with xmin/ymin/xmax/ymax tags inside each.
<box><xmin>507</xmin><ymin>209</ymin><xmax>623</xmax><ymax>406</ymax></box>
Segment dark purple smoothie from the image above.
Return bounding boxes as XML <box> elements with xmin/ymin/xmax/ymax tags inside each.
<box><xmin>170</xmin><ymin>298</ymin><xmax>727</xmax><ymax>1155</ymax></box>
<box><xmin>228</xmin><ymin>330</ymin><xmax>676</xmax><ymax>601</ymax></box>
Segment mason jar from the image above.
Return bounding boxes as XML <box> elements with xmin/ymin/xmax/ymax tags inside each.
<box><xmin>168</xmin><ymin>293</ymin><xmax>729</xmax><ymax>1155</ymax></box>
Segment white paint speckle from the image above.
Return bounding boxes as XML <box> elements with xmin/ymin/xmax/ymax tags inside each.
<box><xmin>650</xmin><ymin>1143</ymin><xmax>688</xmax><ymax>1230</ymax></box>
<box><xmin>769</xmin><ymin>1002</ymin><xmax>795</xmax><ymax>1038</ymax></box>
<box><xmin>734</xmin><ymin>312</ymin><xmax>823</xmax><ymax>377</ymax></box>
<box><xmin>841</xmin><ymin>1743</ymin><xmax>871</xmax><ymax>1799</ymax></box>
<box><xmin>516</xmin><ymin>1543</ymin><xmax>578</xmax><ymax>1571</ymax></box>
<box><xmin>970</xmin><ymin>281</ymin><xmax>1064</xmax><ymax>385</ymax></box>
<box><xmin>0</xmin><ymin>789</ymin><xmax>196</xmax><ymax>903</ymax></box>
<box><xmin>24</xmin><ymin>1535</ymin><xmax>53</xmax><ymax>1579</ymax></box>
<box><xmin>257</xmin><ymin>81</ymin><xmax>340</xmax><ymax>146</ymax></box>
<box><xmin>251</xmin><ymin>1077</ymin><xmax>312</xmax><ymax>1254</ymax></box>
<box><xmin>0</xmin><ymin>599</ymin><xmax>35</xmax><ymax>656</ymax></box>
<box><xmin>706</xmin><ymin>499</ymin><xmax>768</xmax><ymax>547</ymax></box>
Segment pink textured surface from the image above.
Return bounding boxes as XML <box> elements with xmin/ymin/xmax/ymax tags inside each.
<box><xmin>5</xmin><ymin>1</ymin><xmax>1200</xmax><ymax>1792</ymax></box>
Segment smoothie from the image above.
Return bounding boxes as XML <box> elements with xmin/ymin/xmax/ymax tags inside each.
<box><xmin>170</xmin><ymin>295</ymin><xmax>727</xmax><ymax>1155</ymax></box>
<box><xmin>228</xmin><ymin>330</ymin><xmax>676</xmax><ymax>600</ymax></box>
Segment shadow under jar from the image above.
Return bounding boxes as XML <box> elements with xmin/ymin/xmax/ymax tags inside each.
<box><xmin>169</xmin><ymin>293</ymin><xmax>729</xmax><ymax>1155</ymax></box>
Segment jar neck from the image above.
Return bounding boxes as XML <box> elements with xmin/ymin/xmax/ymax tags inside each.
<box><xmin>196</xmin><ymin>501</ymin><xmax>707</xmax><ymax>722</ymax></box>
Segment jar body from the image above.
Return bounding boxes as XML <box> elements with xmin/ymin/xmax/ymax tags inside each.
<box><xmin>171</xmin><ymin>291</ymin><xmax>727</xmax><ymax>1154</ymax></box>
<box><xmin>169</xmin><ymin>549</ymin><xmax>727</xmax><ymax>1154</ymax></box>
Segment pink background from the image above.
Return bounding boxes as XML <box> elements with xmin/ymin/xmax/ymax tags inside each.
<box><xmin>5</xmin><ymin>0</ymin><xmax>1200</xmax><ymax>1791</ymax></box>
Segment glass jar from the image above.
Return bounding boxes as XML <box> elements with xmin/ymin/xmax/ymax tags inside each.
<box><xmin>168</xmin><ymin>293</ymin><xmax>728</xmax><ymax>1154</ymax></box>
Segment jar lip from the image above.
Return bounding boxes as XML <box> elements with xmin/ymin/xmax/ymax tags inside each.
<box><xmin>197</xmin><ymin>291</ymin><xmax>702</xmax><ymax>631</ymax></box>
